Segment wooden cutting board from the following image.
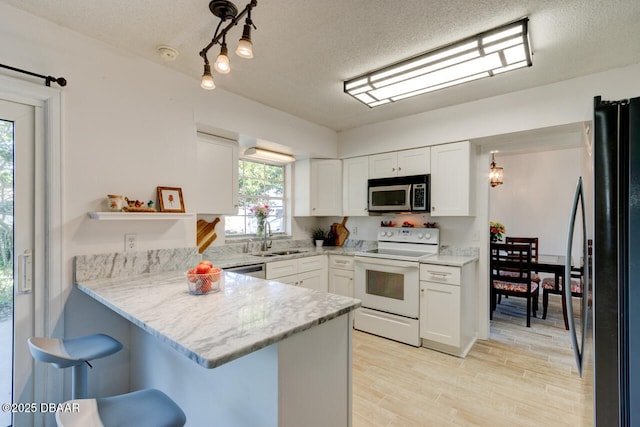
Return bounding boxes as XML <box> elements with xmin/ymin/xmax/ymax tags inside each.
<box><xmin>333</xmin><ymin>217</ymin><xmax>349</xmax><ymax>246</ymax></box>
<box><xmin>197</xmin><ymin>217</ymin><xmax>220</xmax><ymax>253</ymax></box>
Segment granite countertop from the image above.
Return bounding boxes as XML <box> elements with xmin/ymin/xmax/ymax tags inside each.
<box><xmin>76</xmin><ymin>271</ymin><xmax>361</xmax><ymax>369</ymax></box>
<box><xmin>420</xmin><ymin>254</ymin><xmax>478</xmax><ymax>267</ymax></box>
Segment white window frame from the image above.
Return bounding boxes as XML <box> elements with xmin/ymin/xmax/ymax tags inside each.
<box><xmin>225</xmin><ymin>158</ymin><xmax>290</xmax><ymax>238</ymax></box>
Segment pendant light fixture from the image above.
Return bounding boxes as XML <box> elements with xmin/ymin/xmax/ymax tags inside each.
<box><xmin>489</xmin><ymin>152</ymin><xmax>504</xmax><ymax>187</ymax></box>
<box><xmin>199</xmin><ymin>0</ymin><xmax>257</xmax><ymax>90</ymax></box>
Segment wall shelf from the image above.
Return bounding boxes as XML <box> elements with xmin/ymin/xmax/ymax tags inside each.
<box><xmin>87</xmin><ymin>212</ymin><xmax>195</xmax><ymax>220</ymax></box>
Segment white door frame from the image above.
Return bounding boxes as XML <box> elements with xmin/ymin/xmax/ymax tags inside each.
<box><xmin>0</xmin><ymin>74</ymin><xmax>64</xmax><ymax>424</ymax></box>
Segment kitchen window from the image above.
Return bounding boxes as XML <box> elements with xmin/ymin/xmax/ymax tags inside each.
<box><xmin>225</xmin><ymin>159</ymin><xmax>286</xmax><ymax>236</ymax></box>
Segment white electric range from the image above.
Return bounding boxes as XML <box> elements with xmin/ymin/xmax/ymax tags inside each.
<box><xmin>354</xmin><ymin>227</ymin><xmax>439</xmax><ymax>346</ymax></box>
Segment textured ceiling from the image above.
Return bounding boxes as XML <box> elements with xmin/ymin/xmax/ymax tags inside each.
<box><xmin>3</xmin><ymin>0</ymin><xmax>640</xmax><ymax>131</ymax></box>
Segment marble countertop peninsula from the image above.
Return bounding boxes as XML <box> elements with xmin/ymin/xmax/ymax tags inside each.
<box><xmin>76</xmin><ymin>270</ymin><xmax>360</xmax><ymax>369</ymax></box>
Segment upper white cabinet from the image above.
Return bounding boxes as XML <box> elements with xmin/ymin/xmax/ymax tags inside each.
<box><xmin>294</xmin><ymin>159</ymin><xmax>342</xmax><ymax>216</ymax></box>
<box><xmin>342</xmin><ymin>156</ymin><xmax>369</xmax><ymax>216</ymax></box>
<box><xmin>430</xmin><ymin>141</ymin><xmax>474</xmax><ymax>216</ymax></box>
<box><xmin>369</xmin><ymin>147</ymin><xmax>430</xmax><ymax>179</ymax></box>
<box><xmin>196</xmin><ymin>133</ymin><xmax>239</xmax><ymax>214</ymax></box>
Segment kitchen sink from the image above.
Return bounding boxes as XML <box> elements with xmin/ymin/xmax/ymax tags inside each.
<box><xmin>251</xmin><ymin>249</ymin><xmax>308</xmax><ymax>257</ymax></box>
<box><xmin>270</xmin><ymin>249</ymin><xmax>306</xmax><ymax>256</ymax></box>
<box><xmin>252</xmin><ymin>252</ymin><xmax>277</xmax><ymax>257</ymax></box>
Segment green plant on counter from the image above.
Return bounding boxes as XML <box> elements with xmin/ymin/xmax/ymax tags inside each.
<box><xmin>311</xmin><ymin>227</ymin><xmax>326</xmax><ymax>241</ymax></box>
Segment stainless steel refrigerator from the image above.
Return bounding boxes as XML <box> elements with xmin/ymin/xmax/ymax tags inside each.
<box><xmin>590</xmin><ymin>95</ymin><xmax>640</xmax><ymax>426</ymax></box>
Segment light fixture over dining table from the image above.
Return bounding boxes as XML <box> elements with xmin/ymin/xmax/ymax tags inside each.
<box><xmin>489</xmin><ymin>152</ymin><xmax>504</xmax><ymax>187</ymax></box>
<box><xmin>199</xmin><ymin>0</ymin><xmax>258</xmax><ymax>90</ymax></box>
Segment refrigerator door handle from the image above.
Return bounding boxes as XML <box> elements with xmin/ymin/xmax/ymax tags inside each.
<box><xmin>565</xmin><ymin>176</ymin><xmax>589</xmax><ymax>377</ymax></box>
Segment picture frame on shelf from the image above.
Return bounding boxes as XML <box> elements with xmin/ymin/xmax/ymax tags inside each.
<box><xmin>157</xmin><ymin>186</ymin><xmax>185</xmax><ymax>213</ymax></box>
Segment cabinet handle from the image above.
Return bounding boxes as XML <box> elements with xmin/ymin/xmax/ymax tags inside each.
<box><xmin>432</xmin><ymin>206</ymin><xmax>435</xmax><ymax>211</ymax></box>
<box><xmin>392</xmin><ymin>167</ymin><xmax>396</xmax><ymax>171</ymax></box>
<box><xmin>421</xmin><ymin>288</ymin><xmax>424</xmax><ymax>292</ymax></box>
<box><xmin>312</xmin><ymin>207</ymin><xmax>316</xmax><ymax>211</ymax></box>
<box><xmin>398</xmin><ymin>167</ymin><xmax>402</xmax><ymax>171</ymax></box>
<box><xmin>428</xmin><ymin>271</ymin><xmax>452</xmax><ymax>278</ymax></box>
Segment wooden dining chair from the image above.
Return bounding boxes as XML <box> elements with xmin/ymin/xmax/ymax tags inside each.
<box><xmin>505</xmin><ymin>237</ymin><xmax>541</xmax><ymax>283</ymax></box>
<box><xmin>541</xmin><ymin>239</ymin><xmax>591</xmax><ymax>330</ymax></box>
<box><xmin>490</xmin><ymin>243</ymin><xmax>540</xmax><ymax>327</ymax></box>
<box><xmin>496</xmin><ymin>237</ymin><xmax>541</xmax><ymax>305</ymax></box>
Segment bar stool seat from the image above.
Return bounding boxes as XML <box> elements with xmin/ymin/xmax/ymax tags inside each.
<box><xmin>28</xmin><ymin>334</ymin><xmax>123</xmax><ymax>399</ymax></box>
<box><xmin>55</xmin><ymin>389</ymin><xmax>186</xmax><ymax>427</ymax></box>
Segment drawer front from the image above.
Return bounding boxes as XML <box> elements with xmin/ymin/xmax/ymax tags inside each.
<box><xmin>266</xmin><ymin>259</ymin><xmax>298</xmax><ymax>279</ymax></box>
<box><xmin>298</xmin><ymin>255</ymin><xmax>325</xmax><ymax>273</ymax></box>
<box><xmin>420</xmin><ymin>264</ymin><xmax>461</xmax><ymax>285</ymax></box>
<box><xmin>329</xmin><ymin>254</ymin><xmax>354</xmax><ymax>270</ymax></box>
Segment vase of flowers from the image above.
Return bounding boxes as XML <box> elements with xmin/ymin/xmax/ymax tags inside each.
<box><xmin>490</xmin><ymin>221</ymin><xmax>506</xmax><ymax>242</ymax></box>
<box><xmin>250</xmin><ymin>204</ymin><xmax>272</xmax><ymax>237</ymax></box>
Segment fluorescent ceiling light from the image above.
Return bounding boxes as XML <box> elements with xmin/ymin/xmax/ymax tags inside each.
<box><xmin>344</xmin><ymin>18</ymin><xmax>532</xmax><ymax>108</ymax></box>
<box><xmin>243</xmin><ymin>147</ymin><xmax>296</xmax><ymax>163</ymax></box>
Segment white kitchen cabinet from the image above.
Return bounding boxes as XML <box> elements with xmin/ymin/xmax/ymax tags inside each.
<box><xmin>397</xmin><ymin>147</ymin><xmax>431</xmax><ymax>176</ymax></box>
<box><xmin>419</xmin><ymin>260</ymin><xmax>477</xmax><ymax>357</ymax></box>
<box><xmin>294</xmin><ymin>159</ymin><xmax>342</xmax><ymax>216</ymax></box>
<box><xmin>196</xmin><ymin>133</ymin><xmax>239</xmax><ymax>214</ymax></box>
<box><xmin>430</xmin><ymin>141</ymin><xmax>474</xmax><ymax>216</ymax></box>
<box><xmin>368</xmin><ymin>147</ymin><xmax>430</xmax><ymax>179</ymax></box>
<box><xmin>328</xmin><ymin>254</ymin><xmax>354</xmax><ymax>297</ymax></box>
<box><xmin>266</xmin><ymin>255</ymin><xmax>328</xmax><ymax>292</ymax></box>
<box><xmin>342</xmin><ymin>156</ymin><xmax>369</xmax><ymax>216</ymax></box>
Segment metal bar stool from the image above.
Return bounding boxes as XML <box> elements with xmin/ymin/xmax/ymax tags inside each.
<box><xmin>28</xmin><ymin>334</ymin><xmax>123</xmax><ymax>399</ymax></box>
<box><xmin>55</xmin><ymin>389</ymin><xmax>186</xmax><ymax>427</ymax></box>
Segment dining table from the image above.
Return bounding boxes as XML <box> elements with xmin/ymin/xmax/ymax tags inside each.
<box><xmin>532</xmin><ymin>254</ymin><xmax>577</xmax><ymax>330</ymax></box>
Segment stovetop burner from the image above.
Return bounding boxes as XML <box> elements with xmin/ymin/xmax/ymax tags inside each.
<box><xmin>356</xmin><ymin>227</ymin><xmax>439</xmax><ymax>261</ymax></box>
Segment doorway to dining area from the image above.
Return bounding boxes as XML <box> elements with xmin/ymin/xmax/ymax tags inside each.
<box><xmin>479</xmin><ymin>123</ymin><xmax>594</xmax><ymax>426</ymax></box>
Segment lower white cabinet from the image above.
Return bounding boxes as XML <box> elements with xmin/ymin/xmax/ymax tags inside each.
<box><xmin>328</xmin><ymin>255</ymin><xmax>354</xmax><ymax>297</ymax></box>
<box><xmin>419</xmin><ymin>261</ymin><xmax>477</xmax><ymax>357</ymax></box>
<box><xmin>267</xmin><ymin>255</ymin><xmax>328</xmax><ymax>292</ymax></box>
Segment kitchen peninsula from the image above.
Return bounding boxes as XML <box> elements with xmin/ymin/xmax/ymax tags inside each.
<box><xmin>75</xmin><ymin>249</ymin><xmax>360</xmax><ymax>427</ymax></box>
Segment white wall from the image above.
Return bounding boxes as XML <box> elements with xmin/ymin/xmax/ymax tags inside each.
<box><xmin>489</xmin><ymin>147</ymin><xmax>586</xmax><ymax>257</ymax></box>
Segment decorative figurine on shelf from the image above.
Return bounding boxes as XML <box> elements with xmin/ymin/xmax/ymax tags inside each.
<box><xmin>424</xmin><ymin>222</ymin><xmax>438</xmax><ymax>228</ymax></box>
<box><xmin>121</xmin><ymin>197</ymin><xmax>157</xmax><ymax>212</ymax></box>
<box><xmin>147</xmin><ymin>200</ymin><xmax>155</xmax><ymax>208</ymax></box>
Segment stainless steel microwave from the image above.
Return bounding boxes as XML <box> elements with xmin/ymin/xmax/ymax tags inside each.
<box><xmin>368</xmin><ymin>174</ymin><xmax>430</xmax><ymax>212</ymax></box>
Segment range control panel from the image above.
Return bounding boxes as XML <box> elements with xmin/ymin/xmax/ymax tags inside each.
<box><xmin>377</xmin><ymin>227</ymin><xmax>439</xmax><ymax>244</ymax></box>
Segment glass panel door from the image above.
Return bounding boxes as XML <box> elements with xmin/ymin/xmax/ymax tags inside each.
<box><xmin>0</xmin><ymin>98</ymin><xmax>36</xmax><ymax>427</ymax></box>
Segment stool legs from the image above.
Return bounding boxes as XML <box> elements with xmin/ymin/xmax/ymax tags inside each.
<box><xmin>71</xmin><ymin>363</ymin><xmax>88</xmax><ymax>399</ymax></box>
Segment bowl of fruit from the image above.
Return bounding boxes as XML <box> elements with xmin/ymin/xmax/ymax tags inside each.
<box><xmin>185</xmin><ymin>260</ymin><xmax>222</xmax><ymax>295</ymax></box>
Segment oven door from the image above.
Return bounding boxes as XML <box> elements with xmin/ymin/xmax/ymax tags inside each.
<box><xmin>354</xmin><ymin>256</ymin><xmax>419</xmax><ymax>318</ymax></box>
<box><xmin>368</xmin><ymin>184</ymin><xmax>411</xmax><ymax>212</ymax></box>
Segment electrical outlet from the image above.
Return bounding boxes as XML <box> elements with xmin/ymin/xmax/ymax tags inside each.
<box><xmin>353</xmin><ymin>226</ymin><xmax>358</xmax><ymax>236</ymax></box>
<box><xmin>125</xmin><ymin>234</ymin><xmax>137</xmax><ymax>252</ymax></box>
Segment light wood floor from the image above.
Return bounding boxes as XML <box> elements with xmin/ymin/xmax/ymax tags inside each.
<box><xmin>352</xmin><ymin>295</ymin><xmax>594</xmax><ymax>427</ymax></box>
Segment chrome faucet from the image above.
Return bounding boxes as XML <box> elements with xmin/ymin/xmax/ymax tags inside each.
<box><xmin>261</xmin><ymin>221</ymin><xmax>272</xmax><ymax>251</ymax></box>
